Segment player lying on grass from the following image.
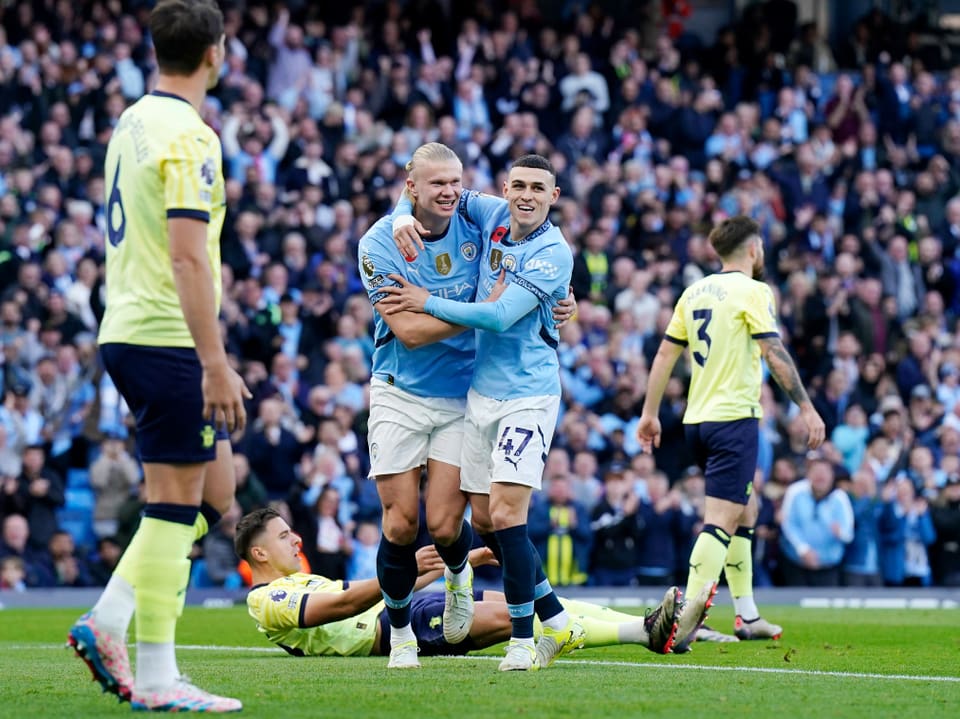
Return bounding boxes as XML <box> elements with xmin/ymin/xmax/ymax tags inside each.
<box><xmin>236</xmin><ymin>508</ymin><xmax>712</xmax><ymax>661</ymax></box>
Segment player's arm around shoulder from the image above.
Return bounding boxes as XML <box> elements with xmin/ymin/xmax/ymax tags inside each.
<box><xmin>300</xmin><ymin>578</ymin><xmax>384</xmax><ymax>628</ymax></box>
<box><xmin>755</xmin><ymin>334</ymin><xmax>826</xmax><ymax>449</ymax></box>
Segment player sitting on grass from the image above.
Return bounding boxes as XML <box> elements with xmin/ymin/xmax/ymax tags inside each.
<box><xmin>236</xmin><ymin>508</ymin><xmax>709</xmax><ymax>660</ymax></box>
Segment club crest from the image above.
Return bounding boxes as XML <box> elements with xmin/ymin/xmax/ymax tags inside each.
<box><xmin>460</xmin><ymin>241</ymin><xmax>478</xmax><ymax>261</ymax></box>
<box><xmin>502</xmin><ymin>254</ymin><xmax>517</xmax><ymax>271</ymax></box>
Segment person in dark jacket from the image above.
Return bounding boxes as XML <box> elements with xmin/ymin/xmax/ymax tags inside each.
<box><xmin>636</xmin><ymin>472</ymin><xmax>697</xmax><ymax>585</ymax></box>
<box><xmin>930</xmin><ymin>475</ymin><xmax>960</xmax><ymax>586</ymax></box>
<box><xmin>589</xmin><ymin>463</ymin><xmax>642</xmax><ymax>586</ymax></box>
<box><xmin>8</xmin><ymin>445</ymin><xmax>65</xmax><ymax>550</ymax></box>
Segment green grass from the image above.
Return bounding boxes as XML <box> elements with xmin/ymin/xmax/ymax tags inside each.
<box><xmin>2</xmin><ymin>605</ymin><xmax>958</xmax><ymax>719</ymax></box>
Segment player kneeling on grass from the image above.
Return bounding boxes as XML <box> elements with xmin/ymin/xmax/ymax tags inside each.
<box><xmin>236</xmin><ymin>508</ymin><xmax>711</xmax><ymax>661</ymax></box>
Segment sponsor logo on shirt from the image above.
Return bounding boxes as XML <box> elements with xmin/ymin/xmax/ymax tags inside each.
<box><xmin>523</xmin><ymin>258</ymin><xmax>559</xmax><ymax>278</ymax></box>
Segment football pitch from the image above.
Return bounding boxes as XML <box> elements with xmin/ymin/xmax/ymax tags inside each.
<box><xmin>1</xmin><ymin>605</ymin><xmax>957</xmax><ymax>719</ymax></box>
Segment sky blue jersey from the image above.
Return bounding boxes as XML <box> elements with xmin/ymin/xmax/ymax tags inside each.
<box><xmin>358</xmin><ymin>213</ymin><xmax>481</xmax><ymax>398</ymax></box>
<box><xmin>422</xmin><ymin>190</ymin><xmax>573</xmax><ymax>400</ymax></box>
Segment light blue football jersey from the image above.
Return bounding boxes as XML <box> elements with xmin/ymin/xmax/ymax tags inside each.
<box><xmin>358</xmin><ymin>214</ymin><xmax>481</xmax><ymax>398</ymax></box>
<box><xmin>422</xmin><ymin>191</ymin><xmax>573</xmax><ymax>400</ymax></box>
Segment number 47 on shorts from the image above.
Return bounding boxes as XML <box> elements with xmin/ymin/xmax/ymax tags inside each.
<box><xmin>498</xmin><ymin>426</ymin><xmax>534</xmax><ymax>465</ymax></box>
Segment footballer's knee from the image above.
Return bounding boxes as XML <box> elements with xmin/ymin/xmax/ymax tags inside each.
<box><xmin>470</xmin><ymin>516</ymin><xmax>494</xmax><ymax>535</ymax></box>
<box><xmin>428</xmin><ymin>516</ymin><xmax>460</xmax><ymax>546</ymax></box>
<box><xmin>382</xmin><ymin>509</ymin><xmax>419</xmax><ymax>545</ymax></box>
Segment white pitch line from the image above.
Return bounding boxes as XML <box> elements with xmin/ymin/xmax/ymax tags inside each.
<box><xmin>14</xmin><ymin>643</ymin><xmax>960</xmax><ymax>683</ymax></box>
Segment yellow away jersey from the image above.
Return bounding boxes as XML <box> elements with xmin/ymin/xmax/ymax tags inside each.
<box><xmin>98</xmin><ymin>91</ymin><xmax>225</xmax><ymax>347</ymax></box>
<box><xmin>664</xmin><ymin>271</ymin><xmax>779</xmax><ymax>424</ymax></box>
<box><xmin>246</xmin><ymin>573</ymin><xmax>383</xmax><ymax>657</ymax></box>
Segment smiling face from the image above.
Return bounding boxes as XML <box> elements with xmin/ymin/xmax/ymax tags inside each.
<box><xmin>503</xmin><ymin>166</ymin><xmax>560</xmax><ymax>235</ymax></box>
<box><xmin>407</xmin><ymin>159</ymin><xmax>462</xmax><ymax>224</ymax></box>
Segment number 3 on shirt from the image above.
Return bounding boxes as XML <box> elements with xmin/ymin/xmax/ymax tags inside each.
<box><xmin>692</xmin><ymin>308</ymin><xmax>712</xmax><ymax>367</ymax></box>
<box><xmin>107</xmin><ymin>158</ymin><xmax>126</xmax><ymax>247</ymax></box>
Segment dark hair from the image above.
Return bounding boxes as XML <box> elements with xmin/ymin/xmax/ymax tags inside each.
<box><xmin>149</xmin><ymin>0</ymin><xmax>224</xmax><ymax>76</ymax></box>
<box><xmin>707</xmin><ymin>215</ymin><xmax>761</xmax><ymax>259</ymax></box>
<box><xmin>511</xmin><ymin>154</ymin><xmax>557</xmax><ymax>181</ymax></box>
<box><xmin>234</xmin><ymin>507</ymin><xmax>281</xmax><ymax>562</ymax></box>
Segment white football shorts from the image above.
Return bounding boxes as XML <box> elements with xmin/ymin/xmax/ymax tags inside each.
<box><xmin>367</xmin><ymin>378</ymin><xmax>466</xmax><ymax>476</ymax></box>
<box><xmin>459</xmin><ymin>389</ymin><xmax>560</xmax><ymax>495</ymax></box>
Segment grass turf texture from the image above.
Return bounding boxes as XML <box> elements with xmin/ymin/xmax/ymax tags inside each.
<box><xmin>0</xmin><ymin>605</ymin><xmax>957</xmax><ymax>718</ymax></box>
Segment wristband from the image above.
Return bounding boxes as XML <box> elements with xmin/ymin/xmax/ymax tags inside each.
<box><xmin>393</xmin><ymin>215</ymin><xmax>415</xmax><ymax>232</ymax></box>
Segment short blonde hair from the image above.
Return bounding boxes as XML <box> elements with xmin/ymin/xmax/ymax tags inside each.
<box><xmin>405</xmin><ymin>142</ymin><xmax>461</xmax><ymax>174</ymax></box>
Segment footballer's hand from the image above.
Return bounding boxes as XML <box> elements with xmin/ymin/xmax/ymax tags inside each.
<box><xmin>636</xmin><ymin>414</ymin><xmax>661</xmax><ymax>453</ymax></box>
<box><xmin>393</xmin><ymin>216</ymin><xmax>429</xmax><ymax>261</ymax></box>
<box><xmin>415</xmin><ymin>545</ymin><xmax>445</xmax><ymax>574</ymax></box>
<box><xmin>801</xmin><ymin>406</ymin><xmax>826</xmax><ymax>450</ymax></box>
<box><xmin>202</xmin><ymin>361</ymin><xmax>253</xmax><ymax>433</ymax></box>
<box><xmin>467</xmin><ymin>546</ymin><xmax>499</xmax><ymax>568</ymax></box>
<box><xmin>379</xmin><ymin>274</ymin><xmax>430</xmax><ymax>314</ymax></box>
<box><xmin>553</xmin><ymin>286</ymin><xmax>576</xmax><ymax>328</ymax></box>
<box><xmin>484</xmin><ymin>269</ymin><xmax>507</xmax><ymax>303</ymax></box>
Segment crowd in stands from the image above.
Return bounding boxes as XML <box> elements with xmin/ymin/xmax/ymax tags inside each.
<box><xmin>1</xmin><ymin>0</ymin><xmax>960</xmax><ymax>593</ymax></box>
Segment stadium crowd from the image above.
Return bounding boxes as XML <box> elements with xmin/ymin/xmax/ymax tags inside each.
<box><xmin>1</xmin><ymin>0</ymin><xmax>959</xmax><ymax>593</ymax></box>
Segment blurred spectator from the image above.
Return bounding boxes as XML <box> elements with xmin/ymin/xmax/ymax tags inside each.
<box><xmin>0</xmin><ymin>513</ymin><xmax>52</xmax><ymax>587</ymax></box>
<box><xmin>529</xmin><ymin>476</ymin><xmax>591</xmax><ymax>587</ymax></box>
<box><xmin>930</xmin><ymin>475</ymin><xmax>960</xmax><ymax>586</ymax></box>
<box><xmin>244</xmin><ymin>396</ymin><xmax>306</xmax><ymax>501</ymax></box>
<box><xmin>346</xmin><ymin>520</ymin><xmax>380</xmax><ymax>581</ymax></box>
<box><xmin>45</xmin><ymin>529</ymin><xmax>92</xmax><ymax>587</ymax></box>
<box><xmin>8</xmin><ymin>445</ymin><xmax>64</xmax><ymax>550</ymax></box>
<box><xmin>196</xmin><ymin>501</ymin><xmax>243</xmax><ymax>589</ymax></box>
<box><xmin>635</xmin><ymin>471</ymin><xmax>696</xmax><ymax>585</ymax></box>
<box><xmin>88</xmin><ymin>536</ymin><xmax>123</xmax><ymax>587</ymax></box>
<box><xmin>232</xmin><ymin>451</ymin><xmax>268</xmax><ymax>516</ymax></box>
<box><xmin>89</xmin><ymin>431</ymin><xmax>139</xmax><ymax>539</ymax></box>
<box><xmin>880</xmin><ymin>478</ymin><xmax>937</xmax><ymax>587</ymax></box>
<box><xmin>0</xmin><ymin>555</ymin><xmax>27</xmax><ymax>591</ymax></box>
<box><xmin>306</xmin><ymin>485</ymin><xmax>351</xmax><ymax>580</ymax></box>
<box><xmin>843</xmin><ymin>469</ymin><xmax>894</xmax><ymax>586</ymax></box>
<box><xmin>588</xmin><ymin>463</ymin><xmax>641</xmax><ymax>586</ymax></box>
<box><xmin>779</xmin><ymin>456</ymin><xmax>854</xmax><ymax>585</ymax></box>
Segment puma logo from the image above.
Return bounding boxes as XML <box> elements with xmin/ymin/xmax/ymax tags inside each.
<box><xmin>725</xmin><ymin>561</ymin><xmax>744</xmax><ymax>572</ymax></box>
<box><xmin>505</xmin><ymin>456</ymin><xmax>520</xmax><ymax>469</ymax></box>
<box><xmin>689</xmin><ymin>562</ymin><xmax>703</xmax><ymax>573</ymax></box>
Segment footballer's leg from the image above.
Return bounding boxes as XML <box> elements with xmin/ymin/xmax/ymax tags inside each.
<box><xmin>425</xmin><ymin>458</ymin><xmax>474</xmax><ymax>644</ymax></box>
<box><xmin>376</xmin><ymin>467</ymin><xmax>424</xmax><ymax>668</ymax></box>
<box><xmin>71</xmin><ymin>437</ymin><xmax>235</xmax><ymax>702</ymax></box>
<box><xmin>727</xmin><ymin>492</ymin><xmax>782</xmax><ymax>640</ymax></box>
<box><xmin>490</xmin><ymin>481</ymin><xmax>540</xmax><ymax>671</ymax></box>
<box><xmin>369</xmin><ymin>382</ymin><xmax>436</xmax><ymax>668</ymax></box>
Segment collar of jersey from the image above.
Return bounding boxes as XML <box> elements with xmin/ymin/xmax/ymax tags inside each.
<box><xmin>420</xmin><ymin>220</ymin><xmax>451</xmax><ymax>243</ymax></box>
<box><xmin>150</xmin><ymin>89</ymin><xmax>192</xmax><ymax>106</ymax></box>
<box><xmin>501</xmin><ymin>219</ymin><xmax>552</xmax><ymax>246</ymax></box>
